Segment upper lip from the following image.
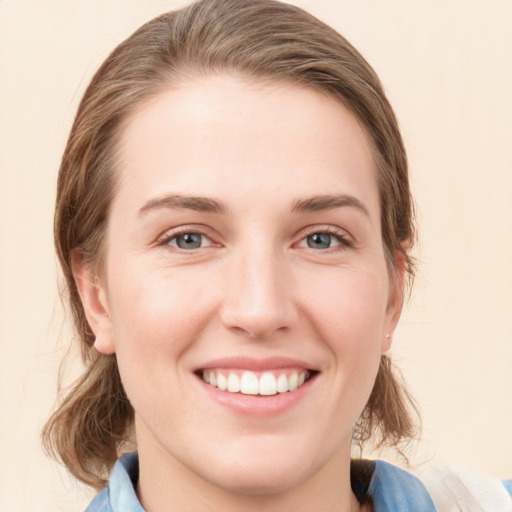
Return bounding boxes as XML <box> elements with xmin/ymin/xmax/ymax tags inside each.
<box><xmin>198</xmin><ymin>356</ymin><xmax>316</xmax><ymax>372</ymax></box>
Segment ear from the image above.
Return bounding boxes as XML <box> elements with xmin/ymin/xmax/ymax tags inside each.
<box><xmin>382</xmin><ymin>250</ymin><xmax>407</xmax><ymax>354</ymax></box>
<box><xmin>71</xmin><ymin>250</ymin><xmax>115</xmax><ymax>354</ymax></box>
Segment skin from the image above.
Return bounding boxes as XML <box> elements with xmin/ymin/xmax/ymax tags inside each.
<box><xmin>75</xmin><ymin>75</ymin><xmax>403</xmax><ymax>512</ymax></box>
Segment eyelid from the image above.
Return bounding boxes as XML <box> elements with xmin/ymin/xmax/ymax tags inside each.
<box><xmin>155</xmin><ymin>224</ymin><xmax>220</xmax><ymax>248</ymax></box>
<box><xmin>294</xmin><ymin>225</ymin><xmax>354</xmax><ymax>249</ymax></box>
<box><xmin>153</xmin><ymin>223</ymin><xmax>353</xmax><ymax>251</ymax></box>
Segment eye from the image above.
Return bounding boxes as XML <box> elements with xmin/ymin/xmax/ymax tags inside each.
<box><xmin>296</xmin><ymin>228</ymin><xmax>352</xmax><ymax>251</ymax></box>
<box><xmin>306</xmin><ymin>233</ymin><xmax>336</xmax><ymax>249</ymax></box>
<box><xmin>163</xmin><ymin>231</ymin><xmax>214</xmax><ymax>250</ymax></box>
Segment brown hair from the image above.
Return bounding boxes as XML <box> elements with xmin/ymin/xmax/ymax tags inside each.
<box><xmin>43</xmin><ymin>0</ymin><xmax>418</xmax><ymax>489</ymax></box>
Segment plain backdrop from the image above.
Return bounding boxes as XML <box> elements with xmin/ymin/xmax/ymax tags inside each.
<box><xmin>1</xmin><ymin>0</ymin><xmax>511</xmax><ymax>510</ymax></box>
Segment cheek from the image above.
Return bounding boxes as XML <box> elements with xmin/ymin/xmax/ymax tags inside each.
<box><xmin>303</xmin><ymin>267</ymin><xmax>390</xmax><ymax>346</ymax></box>
<box><xmin>105</xmin><ymin>265</ymin><xmax>217</xmax><ymax>421</ymax></box>
<box><xmin>304</xmin><ymin>267</ymin><xmax>388</xmax><ymax>398</ymax></box>
<box><xmin>107</xmin><ymin>262</ymin><xmax>216</xmax><ymax>348</ymax></box>
<box><xmin>104</xmin><ymin>266</ymin><xmax>220</xmax><ymax>421</ymax></box>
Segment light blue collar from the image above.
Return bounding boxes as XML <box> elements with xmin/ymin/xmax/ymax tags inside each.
<box><xmin>86</xmin><ymin>453</ymin><xmax>143</xmax><ymax>512</ymax></box>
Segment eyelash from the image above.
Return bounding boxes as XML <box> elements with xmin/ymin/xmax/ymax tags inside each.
<box><xmin>297</xmin><ymin>225</ymin><xmax>354</xmax><ymax>252</ymax></box>
<box><xmin>156</xmin><ymin>225</ymin><xmax>353</xmax><ymax>252</ymax></box>
<box><xmin>157</xmin><ymin>226</ymin><xmax>217</xmax><ymax>251</ymax></box>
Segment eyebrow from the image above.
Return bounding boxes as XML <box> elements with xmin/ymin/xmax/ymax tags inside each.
<box><xmin>291</xmin><ymin>194</ymin><xmax>370</xmax><ymax>217</ymax></box>
<box><xmin>138</xmin><ymin>194</ymin><xmax>226</xmax><ymax>216</ymax></box>
<box><xmin>138</xmin><ymin>193</ymin><xmax>369</xmax><ymax>217</ymax></box>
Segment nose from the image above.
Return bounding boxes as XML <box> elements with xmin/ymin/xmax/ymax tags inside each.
<box><xmin>219</xmin><ymin>245</ymin><xmax>298</xmax><ymax>339</ymax></box>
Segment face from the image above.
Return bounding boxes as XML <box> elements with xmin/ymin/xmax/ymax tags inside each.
<box><xmin>78</xmin><ymin>75</ymin><xmax>402</xmax><ymax>496</ymax></box>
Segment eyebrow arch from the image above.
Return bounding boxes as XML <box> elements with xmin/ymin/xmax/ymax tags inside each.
<box><xmin>138</xmin><ymin>194</ymin><xmax>226</xmax><ymax>216</ymax></box>
<box><xmin>291</xmin><ymin>194</ymin><xmax>370</xmax><ymax>217</ymax></box>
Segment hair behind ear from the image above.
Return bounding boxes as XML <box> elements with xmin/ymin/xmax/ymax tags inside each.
<box><xmin>42</xmin><ymin>353</ymin><xmax>134</xmax><ymax>490</ymax></box>
<box><xmin>353</xmin><ymin>355</ymin><xmax>420</xmax><ymax>457</ymax></box>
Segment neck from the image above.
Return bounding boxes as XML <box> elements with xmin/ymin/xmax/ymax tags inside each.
<box><xmin>136</xmin><ymin>429</ymin><xmax>363</xmax><ymax>512</ymax></box>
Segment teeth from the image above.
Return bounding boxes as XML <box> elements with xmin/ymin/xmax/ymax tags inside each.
<box><xmin>276</xmin><ymin>373</ymin><xmax>288</xmax><ymax>393</ymax></box>
<box><xmin>227</xmin><ymin>373</ymin><xmax>241</xmax><ymax>392</ymax></box>
<box><xmin>241</xmin><ymin>371</ymin><xmax>259</xmax><ymax>395</ymax></box>
<box><xmin>202</xmin><ymin>369</ymin><xmax>310</xmax><ymax>395</ymax></box>
<box><xmin>288</xmin><ymin>371</ymin><xmax>298</xmax><ymax>391</ymax></box>
<box><xmin>217</xmin><ymin>373</ymin><xmax>227</xmax><ymax>391</ymax></box>
<box><xmin>259</xmin><ymin>372</ymin><xmax>277</xmax><ymax>395</ymax></box>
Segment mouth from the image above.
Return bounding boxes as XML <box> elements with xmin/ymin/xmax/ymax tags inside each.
<box><xmin>197</xmin><ymin>368</ymin><xmax>315</xmax><ymax>396</ymax></box>
<box><xmin>194</xmin><ymin>356</ymin><xmax>319</xmax><ymax>415</ymax></box>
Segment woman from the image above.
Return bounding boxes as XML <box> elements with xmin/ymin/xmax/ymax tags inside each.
<box><xmin>42</xmin><ymin>1</ymin><xmax>511</xmax><ymax>510</ymax></box>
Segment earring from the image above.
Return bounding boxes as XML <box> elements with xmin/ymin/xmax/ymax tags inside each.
<box><xmin>385</xmin><ymin>333</ymin><xmax>391</xmax><ymax>341</ymax></box>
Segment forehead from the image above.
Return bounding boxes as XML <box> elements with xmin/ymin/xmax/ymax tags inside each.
<box><xmin>114</xmin><ymin>75</ymin><xmax>379</xmax><ymax>218</ymax></box>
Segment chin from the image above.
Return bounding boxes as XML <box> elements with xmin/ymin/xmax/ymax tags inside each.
<box><xmin>205</xmin><ymin>460</ymin><xmax>310</xmax><ymax>496</ymax></box>
<box><xmin>190</xmin><ymin>437</ymin><xmax>335</xmax><ymax>496</ymax></box>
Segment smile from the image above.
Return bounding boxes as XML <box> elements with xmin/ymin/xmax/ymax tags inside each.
<box><xmin>201</xmin><ymin>369</ymin><xmax>311</xmax><ymax>396</ymax></box>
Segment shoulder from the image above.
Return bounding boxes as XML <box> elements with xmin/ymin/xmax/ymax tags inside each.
<box><xmin>355</xmin><ymin>459</ymin><xmax>512</xmax><ymax>512</ymax></box>
<box><xmin>352</xmin><ymin>459</ymin><xmax>436</xmax><ymax>510</ymax></box>
<box><xmin>85</xmin><ymin>488</ymin><xmax>112</xmax><ymax>512</ymax></box>
<box><xmin>85</xmin><ymin>453</ymin><xmax>144</xmax><ymax>512</ymax></box>
<box><xmin>368</xmin><ymin>460</ymin><xmax>437</xmax><ymax>511</ymax></box>
<box><xmin>419</xmin><ymin>464</ymin><xmax>512</xmax><ymax>512</ymax></box>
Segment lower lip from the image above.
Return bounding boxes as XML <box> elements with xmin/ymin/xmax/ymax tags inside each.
<box><xmin>197</xmin><ymin>375</ymin><xmax>316</xmax><ymax>416</ymax></box>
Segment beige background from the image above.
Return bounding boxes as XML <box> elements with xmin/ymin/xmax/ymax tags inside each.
<box><xmin>1</xmin><ymin>0</ymin><xmax>511</xmax><ymax>510</ymax></box>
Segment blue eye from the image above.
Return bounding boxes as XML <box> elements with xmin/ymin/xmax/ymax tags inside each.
<box><xmin>157</xmin><ymin>227</ymin><xmax>218</xmax><ymax>252</ymax></box>
<box><xmin>172</xmin><ymin>233</ymin><xmax>205</xmax><ymax>249</ymax></box>
<box><xmin>297</xmin><ymin>229</ymin><xmax>351</xmax><ymax>251</ymax></box>
<box><xmin>306</xmin><ymin>233</ymin><xmax>333</xmax><ymax>249</ymax></box>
